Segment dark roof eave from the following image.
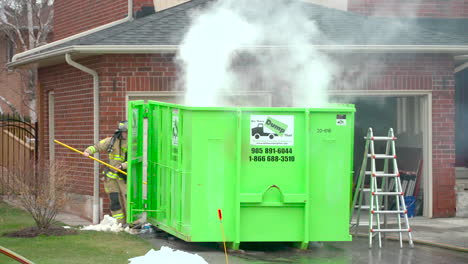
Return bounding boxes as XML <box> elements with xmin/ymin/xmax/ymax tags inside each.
<box><xmin>9</xmin><ymin>44</ymin><xmax>468</xmax><ymax>68</ymax></box>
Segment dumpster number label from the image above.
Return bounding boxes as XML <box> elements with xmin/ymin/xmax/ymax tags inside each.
<box><xmin>172</xmin><ymin>110</ymin><xmax>179</xmax><ymax>161</ymax></box>
<box><xmin>250</xmin><ymin>115</ymin><xmax>294</xmax><ymax>146</ymax></box>
<box><xmin>172</xmin><ymin>112</ymin><xmax>178</xmax><ymax>146</ymax></box>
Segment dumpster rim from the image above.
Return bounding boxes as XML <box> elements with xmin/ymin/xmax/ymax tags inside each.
<box><xmin>141</xmin><ymin>100</ymin><xmax>356</xmax><ymax>113</ymax></box>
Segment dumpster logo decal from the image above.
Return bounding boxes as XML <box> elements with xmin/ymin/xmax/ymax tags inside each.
<box><xmin>250</xmin><ymin>115</ymin><xmax>294</xmax><ymax>146</ymax></box>
<box><xmin>336</xmin><ymin>114</ymin><xmax>346</xmax><ymax>126</ymax></box>
<box><xmin>265</xmin><ymin>117</ymin><xmax>287</xmax><ymax>136</ymax></box>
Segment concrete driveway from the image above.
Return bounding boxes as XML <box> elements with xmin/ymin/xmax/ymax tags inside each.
<box><xmin>141</xmin><ymin>233</ymin><xmax>468</xmax><ymax>264</ymax></box>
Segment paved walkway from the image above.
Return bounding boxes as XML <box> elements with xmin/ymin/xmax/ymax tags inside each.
<box><xmin>55</xmin><ymin>212</ymin><xmax>92</xmax><ymax>226</ymax></box>
<box><xmin>2</xmin><ymin>196</ymin><xmax>92</xmax><ymax>226</ymax></box>
<box><xmin>54</xmin><ymin>212</ymin><xmax>468</xmax><ymax>263</ymax></box>
<box><xmin>351</xmin><ymin>215</ymin><xmax>468</xmax><ymax>251</ymax></box>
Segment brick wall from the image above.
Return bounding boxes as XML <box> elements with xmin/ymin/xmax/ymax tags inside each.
<box><xmin>53</xmin><ymin>0</ymin><xmax>155</xmax><ymax>41</ymax></box>
<box><xmin>39</xmin><ymin>57</ymin><xmax>98</xmax><ymax>197</ymax></box>
<box><xmin>0</xmin><ymin>70</ymin><xmax>24</xmax><ymax>116</ymax></box>
<box><xmin>349</xmin><ymin>0</ymin><xmax>468</xmax><ymax>18</ymax></box>
<box><xmin>38</xmin><ymin>54</ymin><xmax>177</xmax><ymax>216</ymax></box>
<box><xmin>38</xmin><ymin>53</ymin><xmax>456</xmax><ymax>217</ymax></box>
<box><xmin>0</xmin><ymin>35</ymin><xmax>28</xmax><ymax>116</ymax></box>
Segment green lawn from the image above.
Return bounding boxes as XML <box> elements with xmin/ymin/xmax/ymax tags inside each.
<box><xmin>0</xmin><ymin>201</ymin><xmax>153</xmax><ymax>264</ymax></box>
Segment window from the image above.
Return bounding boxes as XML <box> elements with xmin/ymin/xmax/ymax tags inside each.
<box><xmin>6</xmin><ymin>36</ymin><xmax>15</xmax><ymax>63</ymax></box>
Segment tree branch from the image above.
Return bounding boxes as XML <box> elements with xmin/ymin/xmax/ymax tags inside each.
<box><xmin>36</xmin><ymin>8</ymin><xmax>53</xmax><ymax>46</ymax></box>
<box><xmin>0</xmin><ymin>18</ymin><xmax>27</xmax><ymax>50</ymax></box>
<box><xmin>34</xmin><ymin>3</ymin><xmax>43</xmax><ymax>46</ymax></box>
<box><xmin>0</xmin><ymin>0</ymin><xmax>52</xmax><ymax>122</ymax></box>
<box><xmin>26</xmin><ymin>1</ymin><xmax>34</xmax><ymax>49</ymax></box>
<box><xmin>0</xmin><ymin>95</ymin><xmax>19</xmax><ymax>115</ymax></box>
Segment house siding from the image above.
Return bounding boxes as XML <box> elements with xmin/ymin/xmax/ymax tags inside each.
<box><xmin>38</xmin><ymin>53</ymin><xmax>456</xmax><ymax>217</ymax></box>
<box><xmin>348</xmin><ymin>0</ymin><xmax>468</xmax><ymax>18</ymax></box>
<box><xmin>155</xmin><ymin>0</ymin><xmax>190</xmax><ymax>11</ymax></box>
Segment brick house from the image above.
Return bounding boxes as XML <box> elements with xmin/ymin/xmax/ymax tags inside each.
<box><xmin>9</xmin><ymin>0</ymin><xmax>468</xmax><ymax>222</ymax></box>
<box><xmin>0</xmin><ymin>30</ymin><xmax>27</xmax><ymax>116</ymax></box>
<box><xmin>0</xmin><ymin>3</ymin><xmax>55</xmax><ymax>118</ymax></box>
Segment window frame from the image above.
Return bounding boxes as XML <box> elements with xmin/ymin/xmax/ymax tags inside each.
<box><xmin>6</xmin><ymin>36</ymin><xmax>15</xmax><ymax>63</ymax></box>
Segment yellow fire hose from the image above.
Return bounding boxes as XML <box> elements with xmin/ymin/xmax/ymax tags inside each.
<box><xmin>54</xmin><ymin>140</ymin><xmax>127</xmax><ymax>175</ymax></box>
<box><xmin>0</xmin><ymin>245</ymin><xmax>34</xmax><ymax>264</ymax></box>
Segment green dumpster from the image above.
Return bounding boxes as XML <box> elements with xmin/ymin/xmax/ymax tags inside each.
<box><xmin>127</xmin><ymin>101</ymin><xmax>355</xmax><ymax>249</ymax></box>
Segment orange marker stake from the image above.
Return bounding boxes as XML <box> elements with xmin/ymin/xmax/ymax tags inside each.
<box><xmin>218</xmin><ymin>209</ymin><xmax>229</xmax><ymax>264</ymax></box>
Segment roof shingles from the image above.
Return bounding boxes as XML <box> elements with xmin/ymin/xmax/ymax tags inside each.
<box><xmin>28</xmin><ymin>0</ymin><xmax>468</xmax><ymax>57</ymax></box>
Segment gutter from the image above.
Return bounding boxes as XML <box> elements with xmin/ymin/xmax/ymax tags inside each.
<box><xmin>8</xmin><ymin>45</ymin><xmax>179</xmax><ymax>68</ymax></box>
<box><xmin>11</xmin><ymin>0</ymin><xmax>134</xmax><ymax>63</ymax></box>
<box><xmin>454</xmin><ymin>61</ymin><xmax>468</xmax><ymax>73</ymax></box>
<box><xmin>9</xmin><ymin>44</ymin><xmax>468</xmax><ymax>68</ymax></box>
<box><xmin>65</xmin><ymin>53</ymin><xmax>101</xmax><ymax>225</ymax></box>
<box><xmin>454</xmin><ymin>55</ymin><xmax>468</xmax><ymax>72</ymax></box>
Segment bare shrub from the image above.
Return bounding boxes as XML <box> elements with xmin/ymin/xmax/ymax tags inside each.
<box><xmin>0</xmin><ymin>166</ymin><xmax>9</xmax><ymax>196</ymax></box>
<box><xmin>0</xmin><ymin>161</ymin><xmax>71</xmax><ymax>229</ymax></box>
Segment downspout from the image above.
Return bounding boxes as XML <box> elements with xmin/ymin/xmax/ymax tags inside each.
<box><xmin>65</xmin><ymin>53</ymin><xmax>100</xmax><ymax>224</ymax></box>
<box><xmin>12</xmin><ymin>0</ymin><xmax>133</xmax><ymax>63</ymax></box>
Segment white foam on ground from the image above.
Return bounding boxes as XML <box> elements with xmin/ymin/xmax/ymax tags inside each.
<box><xmin>81</xmin><ymin>215</ymin><xmax>130</xmax><ymax>233</ymax></box>
<box><xmin>128</xmin><ymin>247</ymin><xmax>208</xmax><ymax>264</ymax></box>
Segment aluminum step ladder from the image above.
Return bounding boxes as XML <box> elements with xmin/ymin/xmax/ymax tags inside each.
<box><xmin>351</xmin><ymin>128</ymin><xmax>414</xmax><ymax>248</ymax></box>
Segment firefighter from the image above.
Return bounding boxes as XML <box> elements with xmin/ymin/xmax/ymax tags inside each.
<box><xmin>83</xmin><ymin>121</ymin><xmax>128</xmax><ymax>224</ymax></box>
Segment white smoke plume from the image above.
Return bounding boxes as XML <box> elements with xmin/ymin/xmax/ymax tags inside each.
<box><xmin>177</xmin><ymin>0</ymin><xmax>336</xmax><ymax>107</ymax></box>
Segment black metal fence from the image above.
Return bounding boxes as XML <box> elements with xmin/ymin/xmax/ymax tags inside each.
<box><xmin>0</xmin><ymin>114</ymin><xmax>38</xmax><ymax>194</ymax></box>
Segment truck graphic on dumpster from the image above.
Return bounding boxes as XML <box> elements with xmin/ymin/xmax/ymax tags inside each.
<box><xmin>251</xmin><ymin>123</ymin><xmax>278</xmax><ymax>139</ymax></box>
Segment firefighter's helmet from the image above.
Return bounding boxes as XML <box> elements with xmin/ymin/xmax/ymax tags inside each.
<box><xmin>118</xmin><ymin>120</ymin><xmax>128</xmax><ymax>132</ymax></box>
